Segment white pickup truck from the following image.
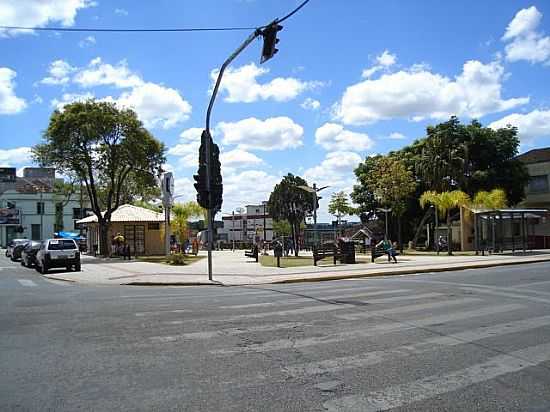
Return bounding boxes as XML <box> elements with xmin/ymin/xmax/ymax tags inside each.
<box><xmin>35</xmin><ymin>239</ymin><xmax>81</xmax><ymax>274</ymax></box>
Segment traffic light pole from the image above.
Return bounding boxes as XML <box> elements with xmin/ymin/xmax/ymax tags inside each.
<box><xmin>203</xmin><ymin>29</ymin><xmax>262</xmax><ymax>281</ymax></box>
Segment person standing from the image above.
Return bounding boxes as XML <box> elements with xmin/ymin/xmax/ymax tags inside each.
<box><xmin>376</xmin><ymin>238</ymin><xmax>397</xmax><ymax>263</ymax></box>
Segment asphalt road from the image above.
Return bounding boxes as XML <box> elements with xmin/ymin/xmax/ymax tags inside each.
<box><xmin>1</xmin><ymin>252</ymin><xmax>550</xmax><ymax>411</ymax></box>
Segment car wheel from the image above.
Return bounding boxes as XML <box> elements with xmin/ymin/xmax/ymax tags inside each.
<box><xmin>21</xmin><ymin>259</ymin><xmax>26</xmax><ymax>267</ymax></box>
<box><xmin>40</xmin><ymin>262</ymin><xmax>48</xmax><ymax>275</ymax></box>
<box><xmin>75</xmin><ymin>262</ymin><xmax>81</xmax><ymax>272</ymax></box>
<box><xmin>11</xmin><ymin>255</ymin><xmax>16</xmax><ymax>262</ymax></box>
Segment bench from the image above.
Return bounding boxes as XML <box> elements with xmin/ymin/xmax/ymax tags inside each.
<box><xmin>371</xmin><ymin>245</ymin><xmax>387</xmax><ymax>262</ymax></box>
<box><xmin>313</xmin><ymin>243</ymin><xmax>340</xmax><ymax>266</ymax></box>
<box><xmin>245</xmin><ymin>245</ymin><xmax>259</xmax><ymax>262</ymax></box>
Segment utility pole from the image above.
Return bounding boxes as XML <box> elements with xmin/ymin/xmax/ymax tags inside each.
<box><xmin>196</xmin><ymin>0</ymin><xmax>310</xmax><ymax>279</ymax></box>
<box><xmin>162</xmin><ymin>172</ymin><xmax>174</xmax><ymax>257</ymax></box>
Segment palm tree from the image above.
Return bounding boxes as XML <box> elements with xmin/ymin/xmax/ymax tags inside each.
<box><xmin>171</xmin><ymin>201</ymin><xmax>206</xmax><ymax>247</ymax></box>
<box><xmin>472</xmin><ymin>189</ymin><xmax>507</xmax><ymax>209</ymax></box>
<box><xmin>420</xmin><ymin>190</ymin><xmax>470</xmax><ymax>255</ymax></box>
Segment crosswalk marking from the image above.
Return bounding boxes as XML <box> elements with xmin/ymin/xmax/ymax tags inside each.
<box><xmin>212</xmin><ymin>303</ymin><xmax>523</xmax><ymax>355</ymax></box>
<box><xmin>324</xmin><ymin>342</ymin><xmax>550</xmax><ymax>411</ymax></box>
<box><xmin>461</xmin><ymin>287</ymin><xmax>550</xmax><ymax>304</ymax></box>
<box><xmin>287</xmin><ymin>314</ymin><xmax>550</xmax><ymax>377</ymax></box>
<box><xmin>150</xmin><ymin>322</ymin><xmax>305</xmax><ymax>342</ymax></box>
<box><xmin>219</xmin><ymin>289</ymin><xmax>413</xmax><ymax>309</ymax></box>
<box><xmin>17</xmin><ymin>279</ymin><xmax>37</xmax><ymax>287</ymax></box>
<box><xmin>335</xmin><ymin>297</ymin><xmax>481</xmax><ymax>321</ymax></box>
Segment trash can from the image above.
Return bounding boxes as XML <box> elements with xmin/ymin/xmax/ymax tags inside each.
<box><xmin>338</xmin><ymin>239</ymin><xmax>356</xmax><ymax>264</ymax></box>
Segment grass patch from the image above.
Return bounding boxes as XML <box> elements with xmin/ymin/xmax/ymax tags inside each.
<box><xmin>259</xmin><ymin>255</ymin><xmax>340</xmax><ymax>268</ymax></box>
<box><xmin>137</xmin><ymin>254</ymin><xmax>205</xmax><ymax>266</ymax></box>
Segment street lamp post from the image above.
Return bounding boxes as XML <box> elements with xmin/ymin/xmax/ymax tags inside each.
<box><xmin>377</xmin><ymin>207</ymin><xmax>392</xmax><ymax>240</ymax></box>
<box><xmin>297</xmin><ymin>183</ymin><xmax>329</xmax><ymax>247</ymax></box>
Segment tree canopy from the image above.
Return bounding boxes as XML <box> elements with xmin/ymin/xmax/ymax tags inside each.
<box><xmin>268</xmin><ymin>174</ymin><xmax>315</xmax><ymax>256</ymax></box>
<box><xmin>328</xmin><ymin>191</ymin><xmax>351</xmax><ymax>224</ymax></box>
<box><xmin>33</xmin><ymin>100</ymin><xmax>165</xmax><ymax>255</ymax></box>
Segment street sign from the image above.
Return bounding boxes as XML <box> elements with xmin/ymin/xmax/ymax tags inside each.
<box><xmin>162</xmin><ymin>172</ymin><xmax>174</xmax><ymax>206</ymax></box>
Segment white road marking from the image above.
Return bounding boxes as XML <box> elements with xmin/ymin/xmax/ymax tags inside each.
<box><xmin>17</xmin><ymin>279</ymin><xmax>37</xmax><ymax>287</ymax></box>
<box><xmin>150</xmin><ymin>322</ymin><xmax>305</xmax><ymax>342</ymax></box>
<box><xmin>335</xmin><ymin>297</ymin><xmax>480</xmax><ymax>321</ymax></box>
<box><xmin>219</xmin><ymin>289</ymin><xmax>413</xmax><ymax>309</ymax></box>
<box><xmin>135</xmin><ymin>309</ymin><xmax>190</xmax><ymax>317</ymax></box>
<box><xmin>324</xmin><ymin>342</ymin><xmax>550</xmax><ymax>411</ymax></box>
<box><xmin>461</xmin><ymin>287</ymin><xmax>550</xmax><ymax>304</ymax></box>
<box><xmin>288</xmin><ymin>314</ymin><xmax>550</xmax><ymax>377</ymax></box>
<box><xmin>212</xmin><ymin>304</ymin><xmax>522</xmax><ymax>355</ymax></box>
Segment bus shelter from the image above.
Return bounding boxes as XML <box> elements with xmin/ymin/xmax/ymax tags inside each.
<box><xmin>471</xmin><ymin>208</ymin><xmax>549</xmax><ymax>255</ymax></box>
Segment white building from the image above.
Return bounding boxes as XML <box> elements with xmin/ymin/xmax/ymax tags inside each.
<box><xmin>219</xmin><ymin>203</ymin><xmax>273</xmax><ymax>244</ymax></box>
<box><xmin>0</xmin><ymin>168</ymin><xmax>87</xmax><ymax>247</ymax></box>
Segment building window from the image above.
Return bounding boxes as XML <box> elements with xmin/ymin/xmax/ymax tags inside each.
<box><xmin>529</xmin><ymin>175</ymin><xmax>549</xmax><ymax>193</ymax></box>
<box><xmin>31</xmin><ymin>224</ymin><xmax>41</xmax><ymax>241</ymax></box>
<box><xmin>7</xmin><ymin>201</ymin><xmax>16</xmax><ymax>208</ymax></box>
<box><xmin>148</xmin><ymin>222</ymin><xmax>160</xmax><ymax>230</ymax></box>
<box><xmin>37</xmin><ymin>202</ymin><xmax>45</xmax><ymax>215</ymax></box>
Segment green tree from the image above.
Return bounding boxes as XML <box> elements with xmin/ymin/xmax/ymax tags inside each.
<box><xmin>272</xmin><ymin>219</ymin><xmax>292</xmax><ymax>237</ymax></box>
<box><xmin>32</xmin><ymin>100</ymin><xmax>165</xmax><ymax>256</ymax></box>
<box><xmin>328</xmin><ymin>191</ymin><xmax>351</xmax><ymax>226</ymax></box>
<box><xmin>268</xmin><ymin>174</ymin><xmax>315</xmax><ymax>256</ymax></box>
<box><xmin>171</xmin><ymin>201</ymin><xmax>206</xmax><ymax>244</ymax></box>
<box><xmin>351</xmin><ymin>156</ymin><xmax>382</xmax><ymax>222</ymax></box>
<box><xmin>472</xmin><ymin>189</ymin><xmax>508</xmax><ymax>209</ymax></box>
<box><xmin>419</xmin><ymin>190</ymin><xmax>471</xmax><ymax>255</ymax></box>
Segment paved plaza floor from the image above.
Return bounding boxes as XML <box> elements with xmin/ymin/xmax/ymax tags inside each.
<box><xmin>38</xmin><ymin>249</ymin><xmax>550</xmax><ymax>286</ymax></box>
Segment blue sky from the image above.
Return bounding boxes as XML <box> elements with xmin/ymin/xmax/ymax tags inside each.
<box><xmin>1</xmin><ymin>0</ymin><xmax>550</xmax><ymax>221</ymax></box>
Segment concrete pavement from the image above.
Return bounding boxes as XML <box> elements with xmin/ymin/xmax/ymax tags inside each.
<box><xmin>2</xmin><ymin>256</ymin><xmax>550</xmax><ymax>411</ymax></box>
<box><xmin>27</xmin><ymin>249</ymin><xmax>550</xmax><ymax>285</ymax></box>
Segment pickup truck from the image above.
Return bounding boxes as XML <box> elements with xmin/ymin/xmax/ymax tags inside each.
<box><xmin>35</xmin><ymin>239</ymin><xmax>81</xmax><ymax>274</ymax></box>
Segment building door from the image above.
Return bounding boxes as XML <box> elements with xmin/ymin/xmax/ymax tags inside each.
<box><xmin>124</xmin><ymin>225</ymin><xmax>145</xmax><ymax>255</ymax></box>
<box><xmin>31</xmin><ymin>224</ymin><xmax>41</xmax><ymax>241</ymax></box>
<box><xmin>6</xmin><ymin>226</ymin><xmax>17</xmax><ymax>244</ymax></box>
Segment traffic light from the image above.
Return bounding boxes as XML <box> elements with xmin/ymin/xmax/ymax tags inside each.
<box><xmin>194</xmin><ymin>131</ymin><xmax>210</xmax><ymax>209</ymax></box>
<box><xmin>194</xmin><ymin>130</ymin><xmax>223</xmax><ymax>211</ymax></box>
<box><xmin>210</xmin><ymin>141</ymin><xmax>223</xmax><ymax>212</ymax></box>
<box><xmin>260</xmin><ymin>21</ymin><xmax>283</xmax><ymax>64</ymax></box>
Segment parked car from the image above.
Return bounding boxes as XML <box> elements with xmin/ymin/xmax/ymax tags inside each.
<box><xmin>21</xmin><ymin>241</ymin><xmax>42</xmax><ymax>268</ymax></box>
<box><xmin>35</xmin><ymin>239</ymin><xmax>81</xmax><ymax>274</ymax></box>
<box><xmin>6</xmin><ymin>239</ymin><xmax>29</xmax><ymax>260</ymax></box>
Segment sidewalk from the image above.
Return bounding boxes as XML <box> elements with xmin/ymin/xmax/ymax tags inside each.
<box><xmin>42</xmin><ymin>250</ymin><xmax>550</xmax><ymax>286</ymax></box>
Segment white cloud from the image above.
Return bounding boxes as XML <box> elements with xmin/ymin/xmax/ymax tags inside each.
<box><xmin>0</xmin><ymin>147</ymin><xmax>32</xmax><ymax>166</ymax></box>
<box><xmin>220</xmin><ymin>149</ymin><xmax>263</xmax><ymax>168</ymax></box>
<box><xmin>0</xmin><ymin>68</ymin><xmax>27</xmax><ymax>114</ymax></box>
<box><xmin>167</xmin><ymin>128</ymin><xmax>202</xmax><ymax>168</ymax></box>
<box><xmin>74</xmin><ymin>57</ymin><xmax>143</xmax><ymax>88</ymax></box>
<box><xmin>315</xmin><ymin>123</ymin><xmax>374</xmax><ymax>152</ymax></box>
<box><xmin>336</xmin><ymin>59</ymin><xmax>528</xmax><ymax>125</ymax></box>
<box><xmin>115</xmin><ymin>82</ymin><xmax>192</xmax><ymax>129</ymax></box>
<box><xmin>362</xmin><ymin>49</ymin><xmax>397</xmax><ymax>78</ymax></box>
<box><xmin>213</xmin><ymin>63</ymin><xmax>322</xmax><ymax>103</ymax></box>
<box><xmin>40</xmin><ymin>60</ymin><xmax>76</xmax><ymax>85</ymax></box>
<box><xmin>0</xmin><ymin>0</ymin><xmax>96</xmax><ymax>36</ymax></box>
<box><xmin>301</xmin><ymin>97</ymin><xmax>320</xmax><ymax>110</ymax></box>
<box><xmin>489</xmin><ymin>109</ymin><xmax>550</xmax><ymax>144</ymax></box>
<box><xmin>222</xmin><ymin>169</ymin><xmax>280</xmax><ymax>211</ymax></box>
<box><xmin>389</xmin><ymin>132</ymin><xmax>406</xmax><ymax>140</ymax></box>
<box><xmin>376</xmin><ymin>50</ymin><xmax>397</xmax><ymax>67</ymax></box>
<box><xmin>502</xmin><ymin>6</ymin><xmax>550</xmax><ymax>65</ymax></box>
<box><xmin>114</xmin><ymin>8</ymin><xmax>129</xmax><ymax>16</ymax></box>
<box><xmin>78</xmin><ymin>35</ymin><xmax>96</xmax><ymax>48</ymax></box>
<box><xmin>51</xmin><ymin>92</ymin><xmax>94</xmax><ymax>110</ymax></box>
<box><xmin>304</xmin><ymin>151</ymin><xmax>362</xmax><ymax>187</ymax></box>
<box><xmin>216</xmin><ymin>117</ymin><xmax>304</xmax><ymax>151</ymax></box>
<box><xmin>48</xmin><ymin>58</ymin><xmax>192</xmax><ymax>129</ymax></box>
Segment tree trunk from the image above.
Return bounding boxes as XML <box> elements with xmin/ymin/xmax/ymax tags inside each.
<box><xmin>447</xmin><ymin>213</ymin><xmax>453</xmax><ymax>256</ymax></box>
<box><xmin>292</xmin><ymin>222</ymin><xmax>300</xmax><ymax>257</ymax></box>
<box><xmin>99</xmin><ymin>220</ymin><xmax>110</xmax><ymax>257</ymax></box>
<box><xmin>398</xmin><ymin>215</ymin><xmax>403</xmax><ymax>253</ymax></box>
<box><xmin>411</xmin><ymin>208</ymin><xmax>433</xmax><ymax>249</ymax></box>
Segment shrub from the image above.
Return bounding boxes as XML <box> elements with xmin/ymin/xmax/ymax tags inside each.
<box><xmin>169</xmin><ymin>253</ymin><xmax>186</xmax><ymax>265</ymax></box>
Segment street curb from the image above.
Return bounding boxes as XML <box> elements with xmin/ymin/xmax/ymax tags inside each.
<box><xmin>43</xmin><ymin>275</ymin><xmax>77</xmax><ymax>283</ymax></box>
<box><xmin>271</xmin><ymin>257</ymin><xmax>550</xmax><ymax>284</ymax></box>
<box><xmin>123</xmin><ymin>281</ymin><xmax>224</xmax><ymax>287</ymax></box>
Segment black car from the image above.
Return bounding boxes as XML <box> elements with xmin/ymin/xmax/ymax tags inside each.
<box><xmin>21</xmin><ymin>241</ymin><xmax>42</xmax><ymax>268</ymax></box>
<box><xmin>9</xmin><ymin>239</ymin><xmax>30</xmax><ymax>261</ymax></box>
